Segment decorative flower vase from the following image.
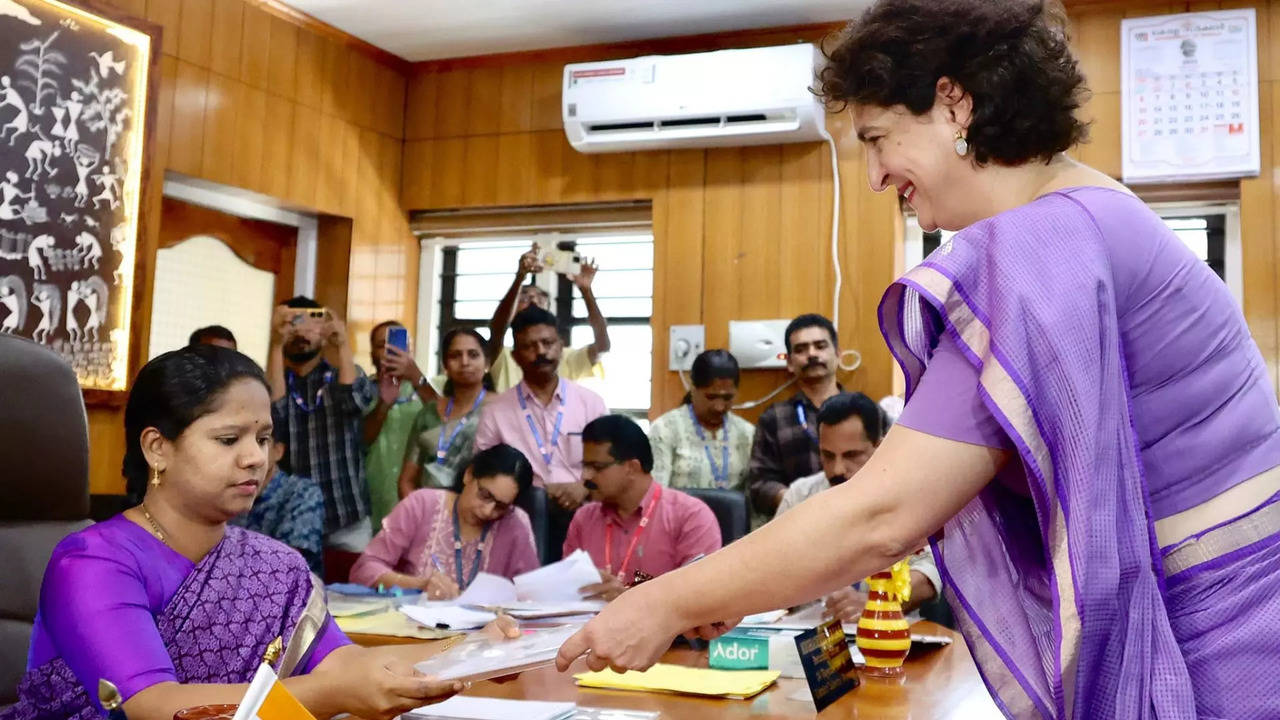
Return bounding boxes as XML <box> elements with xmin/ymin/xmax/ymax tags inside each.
<box><xmin>854</xmin><ymin>560</ymin><xmax>912</xmax><ymax>678</ymax></box>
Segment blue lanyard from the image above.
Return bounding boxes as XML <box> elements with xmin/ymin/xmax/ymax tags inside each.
<box><xmin>796</xmin><ymin>401</ymin><xmax>817</xmax><ymax>444</ymax></box>
<box><xmin>688</xmin><ymin>404</ymin><xmax>730</xmax><ymax>489</ymax></box>
<box><xmin>517</xmin><ymin>380</ymin><xmax>566</xmax><ymax>467</ymax></box>
<box><xmin>452</xmin><ymin>501</ymin><xmax>491</xmax><ymax>588</ymax></box>
<box><xmin>436</xmin><ymin>389</ymin><xmax>486</xmax><ymax>464</ymax></box>
<box><xmin>287</xmin><ymin>368</ymin><xmax>333</xmax><ymax>414</ymax></box>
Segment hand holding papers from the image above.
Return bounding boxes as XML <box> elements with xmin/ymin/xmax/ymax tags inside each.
<box><xmin>413</xmin><ymin>624</ymin><xmax>583</xmax><ymax>683</ymax></box>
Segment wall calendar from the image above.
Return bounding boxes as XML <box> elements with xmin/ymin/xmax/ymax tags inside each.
<box><xmin>1121</xmin><ymin>9</ymin><xmax>1260</xmax><ymax>184</ymax></box>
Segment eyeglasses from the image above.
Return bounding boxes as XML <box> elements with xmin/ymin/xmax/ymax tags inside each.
<box><xmin>581</xmin><ymin>459</ymin><xmax>623</xmax><ymax>473</ymax></box>
<box><xmin>474</xmin><ymin>483</ymin><xmax>514</xmax><ymax>515</ymax></box>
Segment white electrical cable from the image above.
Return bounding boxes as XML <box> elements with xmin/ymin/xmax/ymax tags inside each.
<box><xmin>822</xmin><ymin>130</ymin><xmax>842</xmax><ymax>329</ymax></box>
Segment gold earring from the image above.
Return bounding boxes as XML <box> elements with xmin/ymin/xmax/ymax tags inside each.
<box><xmin>954</xmin><ymin>129</ymin><xmax>969</xmax><ymax>157</ymax></box>
<box><xmin>150</xmin><ymin>466</ymin><xmax>162</xmax><ymax>487</ymax></box>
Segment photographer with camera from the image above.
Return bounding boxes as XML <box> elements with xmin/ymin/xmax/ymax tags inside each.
<box><xmin>483</xmin><ymin>243</ymin><xmax>611</xmax><ymax>393</ymax></box>
<box><xmin>268</xmin><ymin>296</ymin><xmax>378</xmax><ymax>556</ymax></box>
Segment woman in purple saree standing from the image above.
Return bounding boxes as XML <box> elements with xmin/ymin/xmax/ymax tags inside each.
<box><xmin>553</xmin><ymin>2</ymin><xmax>1280</xmax><ymax>718</ymax></box>
<box><xmin>2</xmin><ymin>346</ymin><xmax>488</xmax><ymax>720</ymax></box>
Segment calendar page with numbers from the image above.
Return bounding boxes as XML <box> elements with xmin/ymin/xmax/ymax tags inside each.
<box><xmin>1121</xmin><ymin>9</ymin><xmax>1260</xmax><ymax>184</ymax></box>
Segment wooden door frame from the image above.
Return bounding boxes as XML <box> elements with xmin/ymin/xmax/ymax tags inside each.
<box><xmin>157</xmin><ymin>196</ymin><xmax>298</xmax><ymax>305</ymax></box>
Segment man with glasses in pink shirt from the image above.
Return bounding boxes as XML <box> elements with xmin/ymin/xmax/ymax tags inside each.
<box><xmin>566</xmin><ymin>414</ymin><xmax>722</xmax><ymax>601</ymax></box>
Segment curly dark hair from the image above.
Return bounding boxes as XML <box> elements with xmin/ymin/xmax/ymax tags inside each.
<box><xmin>816</xmin><ymin>0</ymin><xmax>1089</xmax><ymax>166</ymax></box>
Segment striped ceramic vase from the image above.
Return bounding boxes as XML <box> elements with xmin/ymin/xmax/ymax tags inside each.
<box><xmin>854</xmin><ymin>563</ymin><xmax>912</xmax><ymax>677</ymax></box>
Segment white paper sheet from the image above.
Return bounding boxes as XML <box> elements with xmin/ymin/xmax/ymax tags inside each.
<box><xmin>404</xmin><ymin>696</ymin><xmax>575</xmax><ymax>720</ymax></box>
<box><xmin>400</xmin><ymin>604</ymin><xmax>497</xmax><ymax>630</ymax></box>
<box><xmin>456</xmin><ymin>572</ymin><xmax>519</xmax><ymax>605</ymax></box>
<box><xmin>513</xmin><ymin>550</ymin><xmax>602</xmax><ymax>602</ymax></box>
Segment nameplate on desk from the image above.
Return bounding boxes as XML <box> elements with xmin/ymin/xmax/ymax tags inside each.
<box><xmin>794</xmin><ymin>618</ymin><xmax>859</xmax><ymax>712</ymax></box>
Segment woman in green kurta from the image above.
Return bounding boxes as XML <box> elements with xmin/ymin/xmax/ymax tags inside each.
<box><xmin>397</xmin><ymin>328</ymin><xmax>494</xmax><ymax>497</ymax></box>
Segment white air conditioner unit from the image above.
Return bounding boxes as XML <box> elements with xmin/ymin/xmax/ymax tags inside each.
<box><xmin>563</xmin><ymin>44</ymin><xmax>826</xmax><ymax>154</ymax></box>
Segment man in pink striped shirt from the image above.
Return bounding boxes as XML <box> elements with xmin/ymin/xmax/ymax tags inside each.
<box><xmin>474</xmin><ymin>306</ymin><xmax>609</xmax><ymax>511</ymax></box>
<box><xmin>566</xmin><ymin>415</ymin><xmax>722</xmax><ymax>601</ymax></box>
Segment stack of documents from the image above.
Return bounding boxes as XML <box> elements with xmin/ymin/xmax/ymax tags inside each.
<box><xmin>400</xmin><ymin>604</ymin><xmax>500</xmax><ymax>630</ymax></box>
<box><xmin>335</xmin><ymin>610</ymin><xmax>457</xmax><ymax>640</ymax></box>
<box><xmin>573</xmin><ymin>664</ymin><xmax>780</xmax><ymax>700</ymax></box>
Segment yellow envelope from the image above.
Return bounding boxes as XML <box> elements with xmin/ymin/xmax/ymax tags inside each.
<box><xmin>574</xmin><ymin>664</ymin><xmax>779</xmax><ymax>699</ymax></box>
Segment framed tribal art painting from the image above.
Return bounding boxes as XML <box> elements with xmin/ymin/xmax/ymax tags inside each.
<box><xmin>0</xmin><ymin>0</ymin><xmax>157</xmax><ymax>395</ymax></box>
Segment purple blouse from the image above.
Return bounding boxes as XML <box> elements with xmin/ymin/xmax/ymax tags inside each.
<box><xmin>898</xmin><ymin>186</ymin><xmax>1280</xmax><ymax>520</ymax></box>
<box><xmin>26</xmin><ymin>515</ymin><xmax>349</xmax><ymax>704</ymax></box>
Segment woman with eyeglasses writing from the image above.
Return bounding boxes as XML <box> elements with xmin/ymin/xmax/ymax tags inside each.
<box><xmin>350</xmin><ymin>444</ymin><xmax>538</xmax><ymax>600</ymax></box>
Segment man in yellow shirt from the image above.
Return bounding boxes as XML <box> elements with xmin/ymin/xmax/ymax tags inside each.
<box><xmin>484</xmin><ymin>244</ymin><xmax>610</xmax><ymax>392</ymax></box>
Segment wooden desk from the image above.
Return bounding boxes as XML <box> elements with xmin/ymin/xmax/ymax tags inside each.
<box><xmin>355</xmin><ymin>622</ymin><xmax>1003</xmax><ymax>719</ymax></box>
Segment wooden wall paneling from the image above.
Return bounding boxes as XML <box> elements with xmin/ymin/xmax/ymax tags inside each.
<box><xmin>320</xmin><ymin>38</ymin><xmax>346</xmax><ymax>118</ymax></box>
<box><xmin>346</xmin><ymin>54</ymin><xmax>375</xmax><ymax>130</ymax></box>
<box><xmin>111</xmin><ymin>0</ymin><xmax>148</xmax><ymax>19</ymax></box>
<box><xmin>1076</xmin><ymin>91</ymin><xmax>1121</xmax><ymax>177</ymax></box>
<box><xmin>499</xmin><ymin>64</ymin><xmax>535</xmax><ymax>133</ymax></box>
<box><xmin>260</xmin><ymin>95</ymin><xmax>295</xmax><ymax>198</ymax></box>
<box><xmin>313</xmin><ymin>113</ymin><xmax>343</xmax><ymax>213</ymax></box>
<box><xmin>1070</xmin><ymin>8</ymin><xmax>1123</xmax><ymax>94</ymax></box>
<box><xmin>169</xmin><ymin>61</ymin><xmax>210</xmax><ymax>176</ymax></box>
<box><xmin>287</xmin><ymin>104</ymin><xmax>320</xmax><ymax>208</ymax></box>
<box><xmin>701</xmin><ymin>147</ymin><xmax>744</xmax><ymax>350</ymax></box>
<box><xmin>531</xmin><ymin>130</ymin><xmax>565</xmax><ymax>204</ymax></box>
<box><xmin>595</xmin><ymin>152</ymin><xmax>636</xmax><ymax>201</ymax></box>
<box><xmin>462</xmin><ymin>135</ymin><xmax>502</xmax><ymax>206</ymax></box>
<box><xmin>177</xmin><ymin>0</ymin><xmax>213</xmax><ymax>67</ymax></box>
<box><xmin>530</xmin><ymin>62</ymin><xmax>564</xmax><ymax>132</ymax></box>
<box><xmin>738</xmin><ymin>145</ymin><xmax>782</xmax><ymax>320</ymax></box>
<box><xmin>404</xmin><ymin>69</ymin><xmax>438</xmax><ymax>140</ymax></box>
<box><xmin>495</xmin><ymin>132</ymin><xmax>535</xmax><ymax>206</ymax></box>
<box><xmin>315</xmin><ymin>215</ymin><xmax>353</xmax><ymax>318</ymax></box>
<box><xmin>199</xmin><ymin>73</ymin><xmax>240</xmax><ymax>185</ymax></box>
<box><xmin>88</xmin><ymin>410</ymin><xmax>126</xmax><ymax>495</ymax></box>
<box><xmin>146</xmin><ymin>0</ymin><xmax>181</xmax><ymax>56</ymax></box>
<box><xmin>467</xmin><ymin>66</ymin><xmax>503</xmax><ymax>136</ymax></box>
<box><xmin>209</xmin><ymin>0</ymin><xmax>244</xmax><ymax>78</ymax></box>
<box><xmin>435</xmin><ymin>68</ymin><xmax>472</xmax><ymax>138</ymax></box>
<box><xmin>401</xmin><ymin>141</ymin><xmax>434</xmax><ymax>208</ymax></box>
<box><xmin>385</xmin><ymin>69</ymin><xmax>407</xmax><ymax>139</ymax></box>
<box><xmin>339</xmin><ymin>121</ymin><xmax>363</xmax><ymax>217</ymax></box>
<box><xmin>850</xmin><ymin>169</ymin><xmax>900</xmax><ymax>400</ymax></box>
<box><xmin>268</xmin><ymin>15</ymin><xmax>299</xmax><ymax>100</ymax></box>
<box><xmin>294</xmin><ymin>29</ymin><xmax>325</xmax><ymax>109</ymax></box>
<box><xmin>635</xmin><ymin>151</ymin><xmax>672</xmax><ymax>414</ymax></box>
<box><xmin>429</xmin><ymin>137</ymin><xmax>467</xmax><ymax>207</ymax></box>
<box><xmin>233</xmin><ymin>84</ymin><xmax>268</xmax><ymax>193</ymax></box>
<box><xmin>355</xmin><ymin>130</ymin><xmax>381</xmax><ymax>235</ymax></box>
<box><xmin>658</xmin><ymin>149</ymin><xmax>705</xmax><ymax>412</ymax></box>
<box><xmin>153</xmin><ymin>54</ymin><xmax>178</xmax><ymax>169</ymax></box>
<box><xmin>778</xmin><ymin>142</ymin><xmax>824</xmax><ymax>315</ymax></box>
<box><xmin>559</xmin><ymin>141</ymin><xmax>598</xmax><ymax>203</ymax></box>
<box><xmin>239</xmin><ymin>3</ymin><xmax>272</xmax><ymax>89</ymax></box>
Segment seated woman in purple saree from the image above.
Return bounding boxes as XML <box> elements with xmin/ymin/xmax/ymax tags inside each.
<box><xmin>2</xmin><ymin>345</ymin><xmax>470</xmax><ymax>720</ymax></box>
<box><xmin>550</xmin><ymin>3</ymin><xmax>1280</xmax><ymax>718</ymax></box>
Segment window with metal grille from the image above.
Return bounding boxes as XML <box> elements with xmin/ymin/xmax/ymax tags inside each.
<box><xmin>433</xmin><ymin>232</ymin><xmax>654</xmax><ymax>416</ymax></box>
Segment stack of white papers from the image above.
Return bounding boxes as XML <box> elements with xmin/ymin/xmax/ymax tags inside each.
<box><xmin>400</xmin><ymin>604</ymin><xmax>497</xmax><ymax>630</ymax></box>
<box><xmin>404</xmin><ymin>697</ymin><xmax>575</xmax><ymax>720</ymax></box>
<box><xmin>513</xmin><ymin>550</ymin><xmax>602</xmax><ymax>602</ymax></box>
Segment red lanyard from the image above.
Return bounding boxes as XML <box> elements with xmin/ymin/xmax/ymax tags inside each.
<box><xmin>604</xmin><ymin>484</ymin><xmax>663</xmax><ymax>581</ymax></box>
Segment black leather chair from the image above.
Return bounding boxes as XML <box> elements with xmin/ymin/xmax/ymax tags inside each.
<box><xmin>680</xmin><ymin>487</ymin><xmax>750</xmax><ymax>545</ymax></box>
<box><xmin>517</xmin><ymin>486</ymin><xmax>575</xmax><ymax>565</ymax></box>
<box><xmin>0</xmin><ymin>335</ymin><xmax>91</xmax><ymax>704</ymax></box>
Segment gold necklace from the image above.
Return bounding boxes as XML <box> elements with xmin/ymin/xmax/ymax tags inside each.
<box><xmin>140</xmin><ymin>502</ymin><xmax>172</xmax><ymax>545</ymax></box>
